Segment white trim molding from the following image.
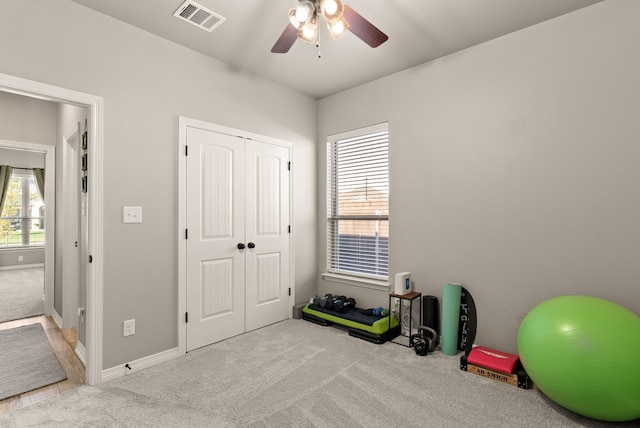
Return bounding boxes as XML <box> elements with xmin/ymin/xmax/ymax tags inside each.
<box><xmin>75</xmin><ymin>341</ymin><xmax>87</xmax><ymax>367</ymax></box>
<box><xmin>101</xmin><ymin>347</ymin><xmax>180</xmax><ymax>382</ymax></box>
<box><xmin>51</xmin><ymin>308</ymin><xmax>63</xmax><ymax>329</ymax></box>
<box><xmin>0</xmin><ymin>263</ymin><xmax>44</xmax><ymax>271</ymax></box>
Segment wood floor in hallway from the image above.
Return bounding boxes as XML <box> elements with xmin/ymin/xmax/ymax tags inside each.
<box><xmin>0</xmin><ymin>315</ymin><xmax>85</xmax><ymax>415</ymax></box>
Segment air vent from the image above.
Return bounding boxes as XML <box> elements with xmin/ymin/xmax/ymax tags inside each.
<box><xmin>173</xmin><ymin>0</ymin><xmax>226</xmax><ymax>32</ymax></box>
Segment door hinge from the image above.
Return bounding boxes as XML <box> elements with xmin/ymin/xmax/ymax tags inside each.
<box><xmin>185</xmin><ymin>145</ymin><xmax>188</xmax><ymax>156</ymax></box>
<box><xmin>288</xmin><ymin>287</ymin><xmax>291</xmax><ymax>296</ymax></box>
<box><xmin>288</xmin><ymin>225</ymin><xmax>291</xmax><ymax>233</ymax></box>
<box><xmin>185</xmin><ymin>312</ymin><xmax>189</xmax><ymax>323</ymax></box>
<box><xmin>288</xmin><ymin>161</ymin><xmax>291</xmax><ymax>171</ymax></box>
<box><xmin>185</xmin><ymin>229</ymin><xmax>188</xmax><ymax>239</ymax></box>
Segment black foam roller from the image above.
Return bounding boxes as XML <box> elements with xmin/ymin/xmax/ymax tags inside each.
<box><xmin>422</xmin><ymin>295</ymin><xmax>439</xmax><ymax>334</ymax></box>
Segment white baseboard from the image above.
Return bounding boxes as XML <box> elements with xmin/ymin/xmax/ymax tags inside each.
<box><xmin>52</xmin><ymin>309</ymin><xmax>87</xmax><ymax>367</ymax></box>
<box><xmin>51</xmin><ymin>310</ymin><xmax>63</xmax><ymax>328</ymax></box>
<box><xmin>101</xmin><ymin>347</ymin><xmax>181</xmax><ymax>383</ymax></box>
<box><xmin>0</xmin><ymin>263</ymin><xmax>44</xmax><ymax>271</ymax></box>
<box><xmin>75</xmin><ymin>341</ymin><xmax>87</xmax><ymax>367</ymax></box>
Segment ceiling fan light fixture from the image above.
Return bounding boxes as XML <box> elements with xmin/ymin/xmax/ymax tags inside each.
<box><xmin>321</xmin><ymin>0</ymin><xmax>344</xmax><ymax>21</ymax></box>
<box><xmin>288</xmin><ymin>8</ymin><xmax>305</xmax><ymax>29</ymax></box>
<box><xmin>295</xmin><ymin>1</ymin><xmax>316</xmax><ymax>24</ymax></box>
<box><xmin>326</xmin><ymin>16</ymin><xmax>349</xmax><ymax>39</ymax></box>
<box><xmin>271</xmin><ymin>1</ymin><xmax>388</xmax><ymax>54</ymax></box>
<box><xmin>297</xmin><ymin>17</ymin><xmax>318</xmax><ymax>44</ymax></box>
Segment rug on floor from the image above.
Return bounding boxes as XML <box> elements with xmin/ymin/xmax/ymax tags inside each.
<box><xmin>0</xmin><ymin>323</ymin><xmax>67</xmax><ymax>400</ymax></box>
<box><xmin>0</xmin><ymin>268</ymin><xmax>44</xmax><ymax>323</ymax></box>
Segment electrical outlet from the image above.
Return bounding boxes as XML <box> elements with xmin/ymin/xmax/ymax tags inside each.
<box><xmin>123</xmin><ymin>319</ymin><xmax>135</xmax><ymax>337</ymax></box>
<box><xmin>122</xmin><ymin>206</ymin><xmax>142</xmax><ymax>224</ymax></box>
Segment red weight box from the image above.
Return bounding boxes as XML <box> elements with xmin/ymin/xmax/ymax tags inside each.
<box><xmin>467</xmin><ymin>346</ymin><xmax>520</xmax><ymax>374</ymax></box>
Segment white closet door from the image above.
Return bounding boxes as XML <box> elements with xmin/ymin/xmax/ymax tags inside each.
<box><xmin>186</xmin><ymin>127</ymin><xmax>245</xmax><ymax>351</ymax></box>
<box><xmin>244</xmin><ymin>139</ymin><xmax>290</xmax><ymax>331</ymax></box>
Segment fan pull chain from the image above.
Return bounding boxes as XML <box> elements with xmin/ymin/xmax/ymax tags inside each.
<box><xmin>317</xmin><ymin>26</ymin><xmax>321</xmax><ymax>58</ymax></box>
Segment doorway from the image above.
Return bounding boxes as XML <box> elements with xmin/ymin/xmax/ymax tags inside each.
<box><xmin>0</xmin><ymin>140</ymin><xmax>80</xmax><ymax>411</ymax></box>
<box><xmin>0</xmin><ymin>147</ymin><xmax>47</xmax><ymax>322</ymax></box>
<box><xmin>0</xmin><ymin>72</ymin><xmax>104</xmax><ymax>385</ymax></box>
<box><xmin>0</xmin><ymin>141</ymin><xmax>55</xmax><ymax>316</ymax></box>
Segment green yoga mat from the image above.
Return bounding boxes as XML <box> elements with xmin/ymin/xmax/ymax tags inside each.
<box><xmin>441</xmin><ymin>282</ymin><xmax>462</xmax><ymax>355</ymax></box>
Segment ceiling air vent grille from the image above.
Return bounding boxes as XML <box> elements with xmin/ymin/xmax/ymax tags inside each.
<box><xmin>173</xmin><ymin>0</ymin><xmax>226</xmax><ymax>32</ymax></box>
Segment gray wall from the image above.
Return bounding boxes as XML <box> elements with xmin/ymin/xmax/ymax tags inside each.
<box><xmin>0</xmin><ymin>92</ymin><xmax>57</xmax><ymax>147</ymax></box>
<box><xmin>0</xmin><ymin>0</ymin><xmax>317</xmax><ymax>369</ymax></box>
<box><xmin>317</xmin><ymin>0</ymin><xmax>640</xmax><ymax>353</ymax></box>
<box><xmin>0</xmin><ymin>248</ymin><xmax>44</xmax><ymax>268</ymax></box>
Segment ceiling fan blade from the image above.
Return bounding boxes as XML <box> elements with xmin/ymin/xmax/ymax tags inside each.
<box><xmin>271</xmin><ymin>23</ymin><xmax>298</xmax><ymax>53</ymax></box>
<box><xmin>343</xmin><ymin>5</ymin><xmax>388</xmax><ymax>48</ymax></box>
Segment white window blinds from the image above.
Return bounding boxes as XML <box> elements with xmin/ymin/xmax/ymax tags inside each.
<box><xmin>327</xmin><ymin>123</ymin><xmax>389</xmax><ymax>280</ymax></box>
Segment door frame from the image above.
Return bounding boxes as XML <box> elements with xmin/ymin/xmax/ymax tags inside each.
<box><xmin>61</xmin><ymin>125</ymin><xmax>79</xmax><ymax>330</ymax></box>
<box><xmin>178</xmin><ymin>116</ymin><xmax>294</xmax><ymax>353</ymax></box>
<box><xmin>0</xmin><ymin>72</ymin><xmax>104</xmax><ymax>385</ymax></box>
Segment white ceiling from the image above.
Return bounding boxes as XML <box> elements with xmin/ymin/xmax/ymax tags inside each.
<box><xmin>70</xmin><ymin>0</ymin><xmax>603</xmax><ymax>99</ymax></box>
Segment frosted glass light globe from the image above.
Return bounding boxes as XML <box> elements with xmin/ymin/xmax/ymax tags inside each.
<box><xmin>324</xmin><ymin>0</ymin><xmax>338</xmax><ymax>15</ymax></box>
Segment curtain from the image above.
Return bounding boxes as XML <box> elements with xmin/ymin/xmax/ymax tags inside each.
<box><xmin>0</xmin><ymin>165</ymin><xmax>13</xmax><ymax>215</ymax></box>
<box><xmin>33</xmin><ymin>168</ymin><xmax>45</xmax><ymax>200</ymax></box>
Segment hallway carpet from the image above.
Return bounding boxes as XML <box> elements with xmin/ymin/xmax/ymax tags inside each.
<box><xmin>0</xmin><ymin>323</ymin><xmax>67</xmax><ymax>400</ymax></box>
<box><xmin>0</xmin><ymin>267</ymin><xmax>44</xmax><ymax>323</ymax></box>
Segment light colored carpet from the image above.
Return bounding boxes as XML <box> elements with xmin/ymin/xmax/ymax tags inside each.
<box><xmin>0</xmin><ymin>267</ymin><xmax>44</xmax><ymax>323</ymax></box>
<box><xmin>0</xmin><ymin>323</ymin><xmax>67</xmax><ymax>400</ymax></box>
<box><xmin>0</xmin><ymin>319</ymin><xmax>637</xmax><ymax>427</ymax></box>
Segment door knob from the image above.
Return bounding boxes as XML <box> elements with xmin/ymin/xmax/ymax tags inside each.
<box><xmin>237</xmin><ymin>243</ymin><xmax>246</xmax><ymax>250</ymax></box>
<box><xmin>248</xmin><ymin>242</ymin><xmax>255</xmax><ymax>249</ymax></box>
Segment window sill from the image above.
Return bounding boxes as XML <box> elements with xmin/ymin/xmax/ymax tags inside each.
<box><xmin>321</xmin><ymin>272</ymin><xmax>390</xmax><ymax>291</ymax></box>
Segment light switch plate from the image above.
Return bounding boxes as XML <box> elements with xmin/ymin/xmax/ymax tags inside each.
<box><xmin>123</xmin><ymin>206</ymin><xmax>142</xmax><ymax>224</ymax></box>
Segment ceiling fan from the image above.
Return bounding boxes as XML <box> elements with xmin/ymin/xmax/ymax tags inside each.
<box><xmin>271</xmin><ymin>0</ymin><xmax>388</xmax><ymax>54</ymax></box>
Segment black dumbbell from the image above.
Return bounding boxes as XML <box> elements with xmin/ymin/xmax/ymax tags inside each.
<box><xmin>324</xmin><ymin>294</ymin><xmax>336</xmax><ymax>309</ymax></box>
<box><xmin>332</xmin><ymin>296</ymin><xmax>344</xmax><ymax>311</ymax></box>
<box><xmin>341</xmin><ymin>298</ymin><xmax>356</xmax><ymax>312</ymax></box>
<box><xmin>334</xmin><ymin>297</ymin><xmax>356</xmax><ymax>312</ymax></box>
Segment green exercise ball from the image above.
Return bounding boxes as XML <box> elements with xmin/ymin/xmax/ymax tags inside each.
<box><xmin>517</xmin><ymin>295</ymin><xmax>640</xmax><ymax>422</ymax></box>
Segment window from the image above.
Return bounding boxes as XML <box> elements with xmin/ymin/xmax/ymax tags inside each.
<box><xmin>327</xmin><ymin>123</ymin><xmax>389</xmax><ymax>282</ymax></box>
<box><xmin>0</xmin><ymin>170</ymin><xmax>45</xmax><ymax>248</ymax></box>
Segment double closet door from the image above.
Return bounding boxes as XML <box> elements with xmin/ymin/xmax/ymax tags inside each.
<box><xmin>185</xmin><ymin>126</ymin><xmax>290</xmax><ymax>351</ymax></box>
